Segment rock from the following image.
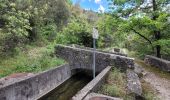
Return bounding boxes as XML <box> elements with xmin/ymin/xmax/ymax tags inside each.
<box><xmin>127</xmin><ymin>69</ymin><xmax>142</xmax><ymax>96</ymax></box>
<box><xmin>134</xmin><ymin>63</ymin><xmax>144</xmax><ymax>78</ymax></box>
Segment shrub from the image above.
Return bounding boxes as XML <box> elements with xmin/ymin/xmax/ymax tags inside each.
<box><xmin>0</xmin><ymin>45</ymin><xmax>65</xmax><ymax>78</ymax></box>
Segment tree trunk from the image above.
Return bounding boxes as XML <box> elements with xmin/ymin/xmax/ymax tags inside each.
<box><xmin>156</xmin><ymin>45</ymin><xmax>161</xmax><ymax>58</ymax></box>
<box><xmin>27</xmin><ymin>18</ymin><xmax>37</xmax><ymax>42</ymax></box>
<box><xmin>155</xmin><ymin>31</ymin><xmax>161</xmax><ymax>58</ymax></box>
<box><xmin>152</xmin><ymin>0</ymin><xmax>161</xmax><ymax>58</ymax></box>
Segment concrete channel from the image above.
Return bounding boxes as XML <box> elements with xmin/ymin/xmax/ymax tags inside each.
<box><xmin>72</xmin><ymin>66</ymin><xmax>111</xmax><ymax>100</ymax></box>
<box><xmin>0</xmin><ymin>65</ymin><xmax>111</xmax><ymax>100</ymax></box>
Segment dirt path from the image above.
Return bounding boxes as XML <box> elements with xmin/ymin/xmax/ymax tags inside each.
<box><xmin>143</xmin><ymin>71</ymin><xmax>170</xmax><ymax>100</ymax></box>
<box><xmin>136</xmin><ymin>61</ymin><xmax>170</xmax><ymax>100</ymax></box>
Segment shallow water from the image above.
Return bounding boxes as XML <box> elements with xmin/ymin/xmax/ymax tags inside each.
<box><xmin>38</xmin><ymin>72</ymin><xmax>92</xmax><ymax>100</ymax></box>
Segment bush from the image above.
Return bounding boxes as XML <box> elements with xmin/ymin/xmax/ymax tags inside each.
<box><xmin>101</xmin><ymin>84</ymin><xmax>123</xmax><ymax>97</ymax></box>
<box><xmin>55</xmin><ymin>19</ymin><xmax>93</xmax><ymax>47</ymax></box>
<box><xmin>41</xmin><ymin>24</ymin><xmax>58</xmax><ymax>42</ymax></box>
<box><xmin>0</xmin><ymin>45</ymin><xmax>65</xmax><ymax>78</ymax></box>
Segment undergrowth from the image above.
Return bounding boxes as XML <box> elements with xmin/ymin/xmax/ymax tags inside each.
<box><xmin>98</xmin><ymin>67</ymin><xmax>159</xmax><ymax>100</ymax></box>
<box><xmin>98</xmin><ymin>67</ymin><xmax>133</xmax><ymax>99</ymax></box>
<box><xmin>0</xmin><ymin>44</ymin><xmax>65</xmax><ymax>78</ymax></box>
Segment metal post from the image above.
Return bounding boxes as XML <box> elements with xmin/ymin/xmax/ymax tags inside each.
<box><xmin>93</xmin><ymin>38</ymin><xmax>96</xmax><ymax>79</ymax></box>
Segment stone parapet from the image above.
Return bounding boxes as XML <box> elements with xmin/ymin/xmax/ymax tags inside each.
<box><xmin>55</xmin><ymin>45</ymin><xmax>134</xmax><ymax>72</ymax></box>
<box><xmin>145</xmin><ymin>55</ymin><xmax>170</xmax><ymax>72</ymax></box>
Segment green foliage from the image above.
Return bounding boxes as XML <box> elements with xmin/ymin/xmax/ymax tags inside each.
<box><xmin>41</xmin><ymin>24</ymin><xmax>58</xmax><ymax>42</ymax></box>
<box><xmin>97</xmin><ymin>14</ymin><xmax>124</xmax><ymax>48</ymax></box>
<box><xmin>108</xmin><ymin>0</ymin><xmax>170</xmax><ymax>58</ymax></box>
<box><xmin>101</xmin><ymin>84</ymin><xmax>123</xmax><ymax>97</ymax></box>
<box><xmin>0</xmin><ymin>0</ymin><xmax>169</xmax><ymax>78</ymax></box>
<box><xmin>56</xmin><ymin>18</ymin><xmax>93</xmax><ymax>47</ymax></box>
<box><xmin>1</xmin><ymin>1</ymin><xmax>31</xmax><ymax>38</ymax></box>
<box><xmin>125</xmin><ymin>14</ymin><xmax>170</xmax><ymax>57</ymax></box>
<box><xmin>0</xmin><ymin>45</ymin><xmax>65</xmax><ymax>78</ymax></box>
<box><xmin>0</xmin><ymin>1</ymin><xmax>31</xmax><ymax>43</ymax></box>
<box><xmin>0</xmin><ymin>0</ymin><xmax>71</xmax><ymax>55</ymax></box>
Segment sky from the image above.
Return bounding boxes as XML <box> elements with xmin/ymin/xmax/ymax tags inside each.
<box><xmin>71</xmin><ymin>0</ymin><xmax>109</xmax><ymax>13</ymax></box>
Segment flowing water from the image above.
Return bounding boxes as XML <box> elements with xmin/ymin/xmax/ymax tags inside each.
<box><xmin>38</xmin><ymin>72</ymin><xmax>92</xmax><ymax>100</ymax></box>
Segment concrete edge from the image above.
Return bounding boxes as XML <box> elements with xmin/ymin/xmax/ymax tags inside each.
<box><xmin>145</xmin><ymin>55</ymin><xmax>170</xmax><ymax>63</ymax></box>
<box><xmin>72</xmin><ymin>66</ymin><xmax>112</xmax><ymax>100</ymax></box>
<box><xmin>35</xmin><ymin>76</ymin><xmax>71</xmax><ymax>100</ymax></box>
<box><xmin>70</xmin><ymin>44</ymin><xmax>128</xmax><ymax>57</ymax></box>
<box><xmin>0</xmin><ymin>64</ymin><xmax>68</xmax><ymax>88</ymax></box>
<box><xmin>0</xmin><ymin>64</ymin><xmax>73</xmax><ymax>100</ymax></box>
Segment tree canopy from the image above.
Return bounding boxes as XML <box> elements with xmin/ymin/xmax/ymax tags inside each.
<box><xmin>108</xmin><ymin>0</ymin><xmax>170</xmax><ymax>58</ymax></box>
<box><xmin>0</xmin><ymin>0</ymin><xmax>169</xmax><ymax>59</ymax></box>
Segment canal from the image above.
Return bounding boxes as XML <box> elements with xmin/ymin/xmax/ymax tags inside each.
<box><xmin>38</xmin><ymin>72</ymin><xmax>92</xmax><ymax>100</ymax></box>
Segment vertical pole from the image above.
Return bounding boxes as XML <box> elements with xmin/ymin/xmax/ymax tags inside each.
<box><xmin>93</xmin><ymin>38</ymin><xmax>96</xmax><ymax>79</ymax></box>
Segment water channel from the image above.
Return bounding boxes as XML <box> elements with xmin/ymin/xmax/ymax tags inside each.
<box><xmin>38</xmin><ymin>72</ymin><xmax>92</xmax><ymax>100</ymax></box>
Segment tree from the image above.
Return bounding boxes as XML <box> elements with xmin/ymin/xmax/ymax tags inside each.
<box><xmin>97</xmin><ymin>14</ymin><xmax>124</xmax><ymax>47</ymax></box>
<box><xmin>0</xmin><ymin>0</ymin><xmax>32</xmax><ymax>53</ymax></box>
<box><xmin>109</xmin><ymin>0</ymin><xmax>170</xmax><ymax>58</ymax></box>
<box><xmin>0</xmin><ymin>0</ymin><xmax>72</xmax><ymax>55</ymax></box>
<box><xmin>56</xmin><ymin>14</ymin><xmax>93</xmax><ymax>47</ymax></box>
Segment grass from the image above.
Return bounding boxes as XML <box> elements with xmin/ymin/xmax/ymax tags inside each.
<box><xmin>98</xmin><ymin>67</ymin><xmax>132</xmax><ymax>99</ymax></box>
<box><xmin>98</xmin><ymin>66</ymin><xmax>160</xmax><ymax>100</ymax></box>
<box><xmin>135</xmin><ymin>59</ymin><xmax>170</xmax><ymax>80</ymax></box>
<box><xmin>0</xmin><ymin>44</ymin><xmax>65</xmax><ymax>78</ymax></box>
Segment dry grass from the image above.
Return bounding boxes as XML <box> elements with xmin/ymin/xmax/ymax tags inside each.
<box><xmin>141</xmin><ymin>79</ymin><xmax>159</xmax><ymax>100</ymax></box>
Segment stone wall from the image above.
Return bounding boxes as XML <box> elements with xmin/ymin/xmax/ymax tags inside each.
<box><xmin>0</xmin><ymin>64</ymin><xmax>71</xmax><ymax>100</ymax></box>
<box><xmin>71</xmin><ymin>44</ymin><xmax>127</xmax><ymax>57</ymax></box>
<box><xmin>145</xmin><ymin>55</ymin><xmax>170</xmax><ymax>72</ymax></box>
<box><xmin>55</xmin><ymin>45</ymin><xmax>134</xmax><ymax>72</ymax></box>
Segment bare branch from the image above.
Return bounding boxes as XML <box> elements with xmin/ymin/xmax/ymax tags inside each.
<box><xmin>131</xmin><ymin>28</ymin><xmax>154</xmax><ymax>50</ymax></box>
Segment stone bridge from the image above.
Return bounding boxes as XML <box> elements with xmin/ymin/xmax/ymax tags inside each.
<box><xmin>0</xmin><ymin>45</ymin><xmax>135</xmax><ymax>100</ymax></box>
<box><xmin>55</xmin><ymin>45</ymin><xmax>134</xmax><ymax>73</ymax></box>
